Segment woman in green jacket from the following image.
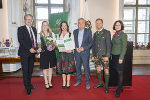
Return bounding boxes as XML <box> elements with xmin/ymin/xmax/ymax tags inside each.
<box><xmin>111</xmin><ymin>20</ymin><xmax>127</xmax><ymax>98</ymax></box>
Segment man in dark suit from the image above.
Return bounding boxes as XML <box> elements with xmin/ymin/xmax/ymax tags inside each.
<box><xmin>92</xmin><ymin>18</ymin><xmax>111</xmax><ymax>93</ymax></box>
<box><xmin>17</xmin><ymin>14</ymin><xmax>40</xmax><ymax>96</ymax></box>
<box><xmin>73</xmin><ymin>18</ymin><xmax>93</xmax><ymax>90</ymax></box>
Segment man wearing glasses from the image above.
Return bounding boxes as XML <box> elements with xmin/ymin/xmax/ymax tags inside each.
<box><xmin>17</xmin><ymin>14</ymin><xmax>41</xmax><ymax>96</ymax></box>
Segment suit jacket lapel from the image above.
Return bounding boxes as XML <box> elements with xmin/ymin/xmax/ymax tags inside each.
<box><xmin>76</xmin><ymin>29</ymin><xmax>79</xmax><ymax>48</ymax></box>
<box><xmin>81</xmin><ymin>28</ymin><xmax>86</xmax><ymax>47</ymax></box>
<box><xmin>31</xmin><ymin>26</ymin><xmax>37</xmax><ymax>43</ymax></box>
<box><xmin>24</xmin><ymin>25</ymin><xmax>32</xmax><ymax>43</ymax></box>
<box><xmin>24</xmin><ymin>25</ymin><xmax>30</xmax><ymax>37</ymax></box>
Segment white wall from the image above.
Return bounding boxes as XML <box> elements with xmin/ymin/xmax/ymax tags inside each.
<box><xmin>7</xmin><ymin>0</ymin><xmax>20</xmax><ymax>47</ymax></box>
<box><xmin>87</xmin><ymin>0</ymin><xmax>120</xmax><ymax>33</ymax></box>
<box><xmin>0</xmin><ymin>0</ymin><xmax>20</xmax><ymax>47</ymax></box>
<box><xmin>0</xmin><ymin>0</ymin><xmax>9</xmax><ymax>40</ymax></box>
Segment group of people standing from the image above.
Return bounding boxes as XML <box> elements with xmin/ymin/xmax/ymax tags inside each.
<box><xmin>17</xmin><ymin>14</ymin><xmax>127</xmax><ymax>98</ymax></box>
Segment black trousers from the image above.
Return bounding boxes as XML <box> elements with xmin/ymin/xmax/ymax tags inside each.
<box><xmin>112</xmin><ymin>55</ymin><xmax>124</xmax><ymax>89</ymax></box>
<box><xmin>20</xmin><ymin>54</ymin><xmax>35</xmax><ymax>89</ymax></box>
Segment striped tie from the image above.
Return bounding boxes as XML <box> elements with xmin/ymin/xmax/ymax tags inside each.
<box><xmin>29</xmin><ymin>27</ymin><xmax>34</xmax><ymax>48</ymax></box>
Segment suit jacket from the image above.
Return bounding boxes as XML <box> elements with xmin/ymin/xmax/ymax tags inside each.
<box><xmin>17</xmin><ymin>25</ymin><xmax>37</xmax><ymax>57</ymax></box>
<box><xmin>73</xmin><ymin>28</ymin><xmax>93</xmax><ymax>56</ymax></box>
<box><xmin>111</xmin><ymin>31</ymin><xmax>127</xmax><ymax>60</ymax></box>
<box><xmin>92</xmin><ymin>29</ymin><xmax>111</xmax><ymax>57</ymax></box>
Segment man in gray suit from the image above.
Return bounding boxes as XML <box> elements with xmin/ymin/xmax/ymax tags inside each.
<box><xmin>73</xmin><ymin>18</ymin><xmax>93</xmax><ymax>89</ymax></box>
<box><xmin>92</xmin><ymin>18</ymin><xmax>111</xmax><ymax>93</ymax></box>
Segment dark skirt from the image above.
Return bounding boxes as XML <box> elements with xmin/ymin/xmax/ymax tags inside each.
<box><xmin>40</xmin><ymin>49</ymin><xmax>57</xmax><ymax>69</ymax></box>
<box><xmin>111</xmin><ymin>54</ymin><xmax>124</xmax><ymax>71</ymax></box>
<box><xmin>56</xmin><ymin>52</ymin><xmax>76</xmax><ymax>75</ymax></box>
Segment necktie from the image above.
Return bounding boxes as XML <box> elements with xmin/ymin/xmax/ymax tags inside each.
<box><xmin>29</xmin><ymin>27</ymin><xmax>34</xmax><ymax>48</ymax></box>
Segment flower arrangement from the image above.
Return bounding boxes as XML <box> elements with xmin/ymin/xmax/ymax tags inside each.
<box><xmin>135</xmin><ymin>43</ymin><xmax>139</xmax><ymax>49</ymax></box>
<box><xmin>147</xmin><ymin>42</ymin><xmax>150</xmax><ymax>49</ymax></box>
<box><xmin>85</xmin><ymin>20</ymin><xmax>92</xmax><ymax>29</ymax></box>
<box><xmin>45</xmin><ymin>40</ymin><xmax>55</xmax><ymax>51</ymax></box>
<box><xmin>4</xmin><ymin>39</ymin><xmax>11</xmax><ymax>47</ymax></box>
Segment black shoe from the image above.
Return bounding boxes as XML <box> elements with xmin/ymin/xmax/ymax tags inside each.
<box><xmin>104</xmin><ymin>88</ymin><xmax>109</xmax><ymax>93</ymax></box>
<box><xmin>49</xmin><ymin>86</ymin><xmax>53</xmax><ymax>88</ymax></box>
<box><xmin>66</xmin><ymin>86</ymin><xmax>70</xmax><ymax>89</ymax></box>
<box><xmin>93</xmin><ymin>84</ymin><xmax>103</xmax><ymax>89</ymax></box>
<box><xmin>31</xmin><ymin>86</ymin><xmax>37</xmax><ymax>90</ymax></box>
<box><xmin>27</xmin><ymin>89</ymin><xmax>32</xmax><ymax>96</ymax></box>
<box><xmin>115</xmin><ymin>92</ymin><xmax>120</xmax><ymax>98</ymax></box>
<box><xmin>62</xmin><ymin>86</ymin><xmax>66</xmax><ymax>89</ymax></box>
<box><xmin>113</xmin><ymin>87</ymin><xmax>123</xmax><ymax>93</ymax></box>
<box><xmin>45</xmin><ymin>84</ymin><xmax>50</xmax><ymax>90</ymax></box>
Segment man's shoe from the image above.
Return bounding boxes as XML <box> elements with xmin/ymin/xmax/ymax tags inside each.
<box><xmin>115</xmin><ymin>91</ymin><xmax>120</xmax><ymax>98</ymax></box>
<box><xmin>86</xmin><ymin>84</ymin><xmax>90</xmax><ymax>90</ymax></box>
<box><xmin>93</xmin><ymin>84</ymin><xmax>103</xmax><ymax>89</ymax></box>
<box><xmin>27</xmin><ymin>89</ymin><xmax>32</xmax><ymax>96</ymax></box>
<box><xmin>31</xmin><ymin>86</ymin><xmax>37</xmax><ymax>90</ymax></box>
<box><xmin>73</xmin><ymin>82</ymin><xmax>81</xmax><ymax>86</ymax></box>
<box><xmin>104</xmin><ymin>88</ymin><xmax>109</xmax><ymax>93</ymax></box>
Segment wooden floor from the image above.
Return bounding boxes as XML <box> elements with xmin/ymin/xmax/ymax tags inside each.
<box><xmin>2</xmin><ymin>64</ymin><xmax>150</xmax><ymax>78</ymax></box>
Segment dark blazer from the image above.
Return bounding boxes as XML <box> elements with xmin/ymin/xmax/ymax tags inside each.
<box><xmin>17</xmin><ymin>25</ymin><xmax>37</xmax><ymax>57</ymax></box>
<box><xmin>111</xmin><ymin>31</ymin><xmax>127</xmax><ymax>60</ymax></box>
<box><xmin>73</xmin><ymin>28</ymin><xmax>93</xmax><ymax>56</ymax></box>
<box><xmin>92</xmin><ymin>29</ymin><xmax>111</xmax><ymax>57</ymax></box>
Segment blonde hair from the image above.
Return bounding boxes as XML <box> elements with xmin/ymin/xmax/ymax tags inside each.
<box><xmin>40</xmin><ymin>21</ymin><xmax>52</xmax><ymax>37</ymax></box>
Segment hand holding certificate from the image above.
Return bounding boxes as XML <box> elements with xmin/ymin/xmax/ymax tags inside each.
<box><xmin>56</xmin><ymin>37</ymin><xmax>75</xmax><ymax>52</ymax></box>
<box><xmin>64</xmin><ymin>38</ymin><xmax>75</xmax><ymax>50</ymax></box>
<box><xmin>56</xmin><ymin>39</ymin><xmax>66</xmax><ymax>52</ymax></box>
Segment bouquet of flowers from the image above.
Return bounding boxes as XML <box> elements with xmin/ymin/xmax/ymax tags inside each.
<box><xmin>85</xmin><ymin>20</ymin><xmax>92</xmax><ymax>29</ymax></box>
<box><xmin>45</xmin><ymin>39</ymin><xmax>55</xmax><ymax>51</ymax></box>
<box><xmin>4</xmin><ymin>39</ymin><xmax>11</xmax><ymax>47</ymax></box>
<box><xmin>147</xmin><ymin>42</ymin><xmax>150</xmax><ymax>49</ymax></box>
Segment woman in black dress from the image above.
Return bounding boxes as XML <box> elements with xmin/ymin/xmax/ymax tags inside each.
<box><xmin>39</xmin><ymin>21</ymin><xmax>57</xmax><ymax>89</ymax></box>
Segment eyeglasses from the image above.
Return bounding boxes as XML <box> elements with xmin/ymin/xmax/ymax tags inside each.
<box><xmin>25</xmin><ymin>19</ymin><xmax>33</xmax><ymax>21</ymax></box>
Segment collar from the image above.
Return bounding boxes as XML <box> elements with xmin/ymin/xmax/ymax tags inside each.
<box><xmin>98</xmin><ymin>28</ymin><xmax>104</xmax><ymax>32</ymax></box>
<box><xmin>79</xmin><ymin>28</ymin><xmax>84</xmax><ymax>32</ymax></box>
<box><xmin>26</xmin><ymin>25</ymin><xmax>32</xmax><ymax>30</ymax></box>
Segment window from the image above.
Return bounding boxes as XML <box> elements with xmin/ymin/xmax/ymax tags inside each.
<box><xmin>34</xmin><ymin>0</ymin><xmax>64</xmax><ymax>33</ymax></box>
<box><xmin>123</xmin><ymin>0</ymin><xmax>150</xmax><ymax>46</ymax></box>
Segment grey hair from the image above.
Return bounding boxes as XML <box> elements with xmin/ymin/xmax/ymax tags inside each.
<box><xmin>24</xmin><ymin>14</ymin><xmax>33</xmax><ymax>20</ymax></box>
<box><xmin>78</xmin><ymin>18</ymin><xmax>85</xmax><ymax>22</ymax></box>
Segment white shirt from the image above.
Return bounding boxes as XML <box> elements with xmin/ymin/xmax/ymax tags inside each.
<box><xmin>78</xmin><ymin>29</ymin><xmax>84</xmax><ymax>48</ymax></box>
<box><xmin>26</xmin><ymin>25</ymin><xmax>36</xmax><ymax>47</ymax></box>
